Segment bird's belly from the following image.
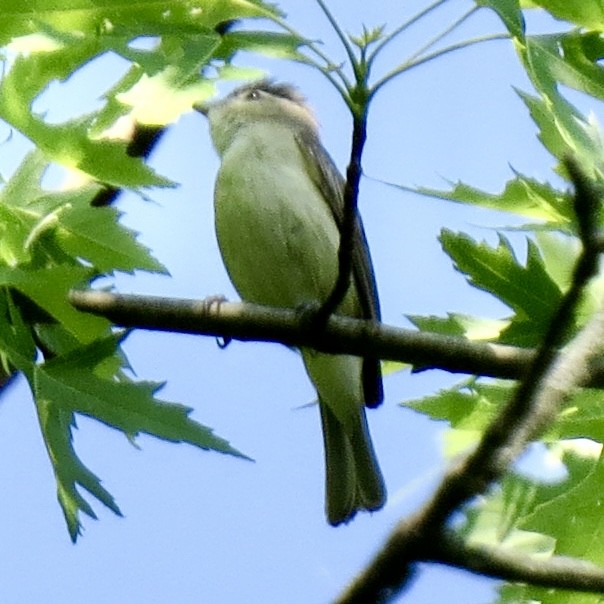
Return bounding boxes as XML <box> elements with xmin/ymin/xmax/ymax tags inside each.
<box><xmin>214</xmin><ymin>161</ymin><xmax>342</xmax><ymax>310</ymax></box>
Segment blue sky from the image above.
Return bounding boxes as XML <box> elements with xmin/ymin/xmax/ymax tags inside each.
<box><xmin>0</xmin><ymin>1</ymin><xmax>586</xmax><ymax>602</ymax></box>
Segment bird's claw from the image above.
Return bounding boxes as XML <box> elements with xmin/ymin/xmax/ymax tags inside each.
<box><xmin>201</xmin><ymin>294</ymin><xmax>232</xmax><ymax>349</ymax></box>
<box><xmin>296</xmin><ymin>301</ymin><xmax>330</xmax><ymax>335</ymax></box>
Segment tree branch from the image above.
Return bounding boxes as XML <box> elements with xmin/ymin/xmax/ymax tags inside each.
<box><xmin>68</xmin><ymin>290</ymin><xmax>604</xmax><ymax>389</ymax></box>
<box><xmin>315</xmin><ymin>101</ymin><xmax>368</xmax><ymax>323</ymax></box>
<box><xmin>337</xmin><ymin>307</ymin><xmax>604</xmax><ymax>603</ymax></box>
<box><xmin>432</xmin><ymin>531</ymin><xmax>604</xmax><ymax>593</ymax></box>
<box><xmin>335</xmin><ymin>157</ymin><xmax>604</xmax><ymax>603</ymax></box>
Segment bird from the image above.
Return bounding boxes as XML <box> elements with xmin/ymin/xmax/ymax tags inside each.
<box><xmin>195</xmin><ymin>80</ymin><xmax>385</xmax><ymax>525</ymax></box>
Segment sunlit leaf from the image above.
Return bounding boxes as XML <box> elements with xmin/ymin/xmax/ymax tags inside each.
<box><xmin>0</xmin><ymin>0</ymin><xmax>287</xmax><ymax>184</ymax></box>
<box><xmin>51</xmin><ymin>193</ymin><xmax>166</xmax><ymax>273</ymax></box>
<box><xmin>411</xmin><ymin>175</ymin><xmax>572</xmax><ymax>223</ymax></box>
<box><xmin>475</xmin><ymin>0</ymin><xmax>526</xmax><ymax>39</ymax></box>
<box><xmin>408</xmin><ymin>313</ymin><xmax>507</xmax><ymax>340</ymax></box>
<box><xmin>516</xmin><ymin>36</ymin><xmax>604</xmax><ymax>176</ymax></box>
<box><xmin>526</xmin><ymin>0</ymin><xmax>604</xmax><ymax>31</ymax></box>
<box><xmin>440</xmin><ymin>230</ymin><xmax>564</xmax><ymax>345</ymax></box>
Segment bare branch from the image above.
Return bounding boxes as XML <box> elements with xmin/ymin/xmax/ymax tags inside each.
<box><xmin>336</xmin><ymin>519</ymin><xmax>604</xmax><ymax>603</ymax></box>
<box><xmin>68</xmin><ymin>290</ymin><xmax>604</xmax><ymax>388</ymax></box>
<box><xmin>433</xmin><ymin>532</ymin><xmax>604</xmax><ymax>593</ymax></box>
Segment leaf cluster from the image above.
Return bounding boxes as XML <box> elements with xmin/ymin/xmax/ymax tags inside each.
<box><xmin>0</xmin><ymin>0</ymin><xmax>301</xmax><ymax>539</ymax></box>
<box><xmin>399</xmin><ymin>1</ymin><xmax>604</xmax><ymax>601</ymax></box>
<box><xmin>2</xmin><ymin>6</ymin><xmax>604</xmax><ymax>603</ymax></box>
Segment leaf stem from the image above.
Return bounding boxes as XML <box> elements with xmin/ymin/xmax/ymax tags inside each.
<box><xmin>258</xmin><ymin>7</ymin><xmax>352</xmax><ymax>96</ymax></box>
<box><xmin>315</xmin><ymin>0</ymin><xmax>361</xmax><ymax>83</ymax></box>
<box><xmin>367</xmin><ymin>0</ymin><xmax>450</xmax><ymax>69</ymax></box>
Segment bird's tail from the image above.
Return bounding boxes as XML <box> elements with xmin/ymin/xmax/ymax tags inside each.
<box><xmin>319</xmin><ymin>399</ymin><xmax>386</xmax><ymax>526</ymax></box>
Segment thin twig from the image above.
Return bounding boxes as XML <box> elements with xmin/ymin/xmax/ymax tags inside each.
<box><xmin>266</xmin><ymin>9</ymin><xmax>352</xmax><ymax>95</ymax></box>
<box><xmin>403</xmin><ymin>6</ymin><xmax>479</xmax><ymax>67</ymax></box>
<box><xmin>315</xmin><ymin>0</ymin><xmax>361</xmax><ymax>82</ymax></box>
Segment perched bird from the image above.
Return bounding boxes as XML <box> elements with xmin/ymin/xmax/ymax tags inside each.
<box><xmin>195</xmin><ymin>80</ymin><xmax>385</xmax><ymax>525</ymax></box>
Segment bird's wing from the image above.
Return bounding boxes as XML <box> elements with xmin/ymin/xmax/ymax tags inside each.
<box><xmin>295</xmin><ymin>130</ymin><xmax>383</xmax><ymax>407</ymax></box>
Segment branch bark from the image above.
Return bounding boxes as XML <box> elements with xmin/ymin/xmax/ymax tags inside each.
<box><xmin>433</xmin><ymin>531</ymin><xmax>604</xmax><ymax>593</ymax></box>
<box><xmin>68</xmin><ymin>290</ymin><xmax>604</xmax><ymax>388</ymax></box>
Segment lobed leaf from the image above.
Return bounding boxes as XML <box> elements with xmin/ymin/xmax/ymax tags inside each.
<box><xmin>476</xmin><ymin>0</ymin><xmax>526</xmax><ymax>40</ymax></box>
<box><xmin>413</xmin><ymin>174</ymin><xmax>572</xmax><ymax>224</ymax></box>
<box><xmin>0</xmin><ymin>0</ymin><xmax>291</xmax><ymax>186</ymax></box>
<box><xmin>440</xmin><ymin>230</ymin><xmax>564</xmax><ymax>346</ymax></box>
<box><xmin>35</xmin><ymin>401</ymin><xmax>122</xmax><ymax>541</ymax></box>
<box><xmin>525</xmin><ymin>0</ymin><xmax>604</xmax><ymax>31</ymax></box>
<box><xmin>30</xmin><ymin>333</ymin><xmax>247</xmax><ymax>539</ymax></box>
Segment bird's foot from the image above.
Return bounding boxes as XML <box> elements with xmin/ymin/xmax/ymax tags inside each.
<box><xmin>296</xmin><ymin>301</ymin><xmax>330</xmax><ymax>338</ymax></box>
<box><xmin>200</xmin><ymin>294</ymin><xmax>232</xmax><ymax>349</ymax></box>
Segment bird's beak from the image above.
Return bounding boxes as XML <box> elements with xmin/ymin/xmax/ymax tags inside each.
<box><xmin>193</xmin><ymin>101</ymin><xmax>209</xmax><ymax>117</ymax></box>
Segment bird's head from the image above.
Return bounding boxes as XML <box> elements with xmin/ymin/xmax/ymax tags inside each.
<box><xmin>195</xmin><ymin>80</ymin><xmax>318</xmax><ymax>156</ymax></box>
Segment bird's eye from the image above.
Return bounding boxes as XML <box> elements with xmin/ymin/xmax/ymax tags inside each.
<box><xmin>247</xmin><ymin>89</ymin><xmax>260</xmax><ymax>100</ymax></box>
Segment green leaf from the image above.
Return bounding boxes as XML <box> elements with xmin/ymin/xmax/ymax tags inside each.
<box><xmin>0</xmin><ymin>0</ymin><xmax>299</xmax><ymax>543</ymax></box>
<box><xmin>533</xmin><ymin>232</ymin><xmax>578</xmax><ymax>292</ymax></box>
<box><xmin>349</xmin><ymin>24</ymin><xmax>386</xmax><ymax>49</ymax></box>
<box><xmin>38</xmin><ymin>358</ymin><xmax>246</xmax><ymax>458</ymax></box>
<box><xmin>554</xmin><ymin>32</ymin><xmax>604</xmax><ymax>101</ymax></box>
<box><xmin>0</xmin><ymin>150</ymin><xmax>167</xmax><ymax>275</ymax></box>
<box><xmin>553</xmin><ymin>389</ymin><xmax>604</xmax><ymax>444</ymax></box>
<box><xmin>51</xmin><ymin>193</ymin><xmax>166</xmax><ymax>273</ymax></box>
<box><xmin>408</xmin><ymin>313</ymin><xmax>507</xmax><ymax>340</ymax></box>
<box><xmin>41</xmin><ymin>333</ymin><xmax>244</xmax><ymax>455</ymax></box>
<box><xmin>0</xmin><ymin>0</ymin><xmax>286</xmax><ymax>184</ymax></box>
<box><xmin>406</xmin><ymin>381</ymin><xmax>518</xmax><ymax>457</ymax></box>
<box><xmin>406</xmin><ymin>381</ymin><xmax>510</xmax><ymax>429</ymax></box>
<box><xmin>0</xmin><ymin>149</ymin><xmax>49</xmax><ymax>207</ymax></box>
<box><xmin>0</xmin><ymin>37</ymin><xmax>170</xmax><ymax>187</ymax></box>
<box><xmin>0</xmin><ymin>202</ymin><xmax>38</xmax><ymax>266</ymax></box>
<box><xmin>0</xmin><ymin>266</ymin><xmax>109</xmax><ymax>342</ymax></box>
<box><xmin>460</xmin><ymin>450</ymin><xmax>602</xmax><ymax>603</ymax></box>
<box><xmin>489</xmin><ymin>449</ymin><xmax>602</xmax><ymax>602</ymax></box>
<box><xmin>412</xmin><ymin>174</ymin><xmax>572</xmax><ymax>223</ymax></box>
<box><xmin>29</xmin><ymin>333</ymin><xmax>247</xmax><ymax>540</ymax></box>
<box><xmin>0</xmin><ymin>290</ymin><xmax>37</xmax><ymax>375</ymax></box>
<box><xmin>114</xmin><ymin>34</ymin><xmax>220</xmax><ymax>125</ymax></box>
<box><xmin>521</xmin><ymin>32</ymin><xmax>604</xmax><ymax>104</ymax></box>
<box><xmin>0</xmin><ymin>0</ymin><xmax>282</xmax><ymax>47</ymax></box>
<box><xmin>460</xmin><ymin>476</ymin><xmax>556</xmax><ymax>553</ymax></box>
<box><xmin>215</xmin><ymin>30</ymin><xmax>307</xmax><ymax>60</ymax></box>
<box><xmin>440</xmin><ymin>230</ymin><xmax>564</xmax><ymax>346</ymax></box>
<box><xmin>475</xmin><ymin>0</ymin><xmax>526</xmax><ymax>40</ymax></box>
<box><xmin>35</xmin><ymin>401</ymin><xmax>122</xmax><ymax>542</ymax></box>
<box><xmin>526</xmin><ymin>0</ymin><xmax>604</xmax><ymax>31</ymax></box>
<box><xmin>515</xmin><ymin>35</ymin><xmax>604</xmax><ymax>176</ymax></box>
